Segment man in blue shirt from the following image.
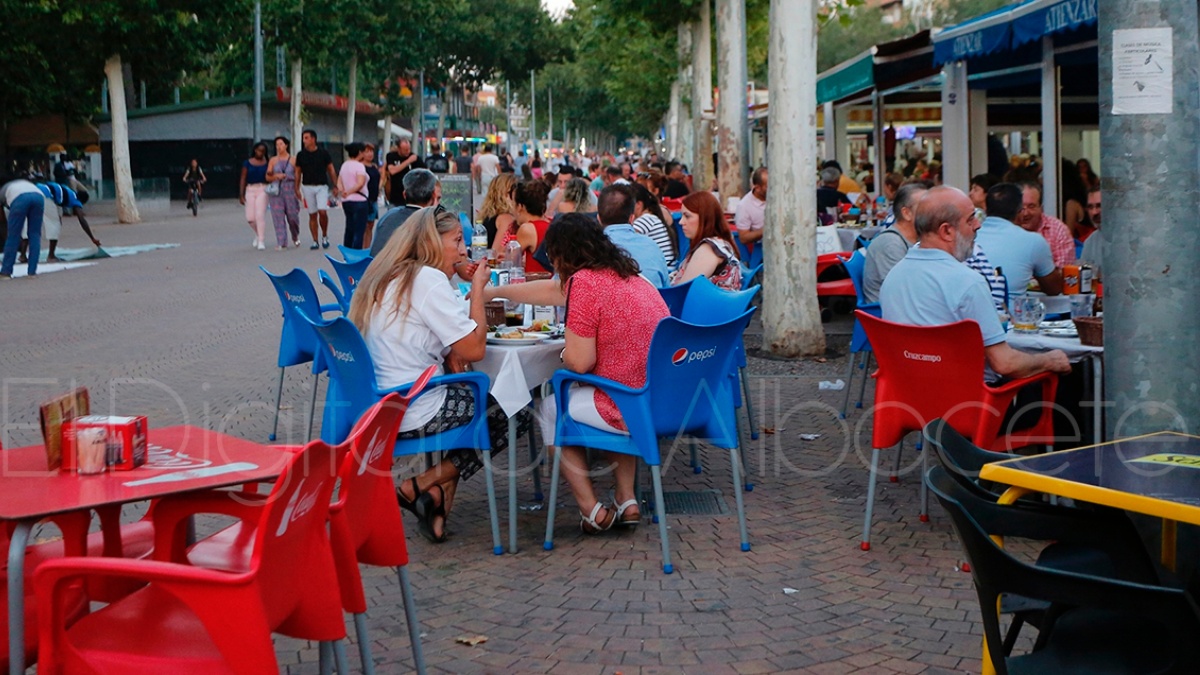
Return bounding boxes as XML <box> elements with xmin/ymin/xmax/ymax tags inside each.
<box><xmin>880</xmin><ymin>186</ymin><xmax>1070</xmax><ymax>381</ymax></box>
<box><xmin>973</xmin><ymin>183</ymin><xmax>1063</xmax><ymax>303</ymax></box>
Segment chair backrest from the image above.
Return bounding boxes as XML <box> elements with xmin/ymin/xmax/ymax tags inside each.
<box><xmin>658</xmin><ymin>279</ymin><xmax>692</xmax><ymax>318</ymax></box>
<box><xmin>261</xmin><ymin>266</ymin><xmax>326</xmax><ymax>370</ymax></box>
<box><xmin>842</xmin><ymin>249</ymin><xmax>868</xmax><ymax>305</ymax></box>
<box><xmin>324</xmin><ymin>255</ymin><xmax>372</xmax><ymax>308</ymax></box>
<box><xmin>252</xmin><ymin>438</ymin><xmax>345</xmax><ymax>639</ymax></box>
<box><xmin>337</xmin><ymin>245</ymin><xmax>372</xmax><ymax>264</ymax></box>
<box><xmin>637</xmin><ymin>311</ymin><xmax>755</xmax><ymax>450</ymax></box>
<box><xmin>298</xmin><ymin>312</ymin><xmax>383</xmax><ymax>445</ymax></box>
<box><xmin>741</xmin><ymin>264</ymin><xmax>762</xmax><ymax>291</ymax></box>
<box><xmin>679</xmin><ymin>275</ymin><xmax>758</xmax><ymax>324</ymax></box>
<box><xmin>329</xmin><ymin>383</ymin><xmax>429</xmax><ymax>613</ymax></box>
<box><xmin>856</xmin><ymin>311</ymin><xmax>991</xmax><ymax>449</ymax></box>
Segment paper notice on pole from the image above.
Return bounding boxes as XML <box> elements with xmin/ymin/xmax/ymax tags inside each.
<box><xmin>1112</xmin><ymin>28</ymin><xmax>1173</xmax><ymax>115</ymax></box>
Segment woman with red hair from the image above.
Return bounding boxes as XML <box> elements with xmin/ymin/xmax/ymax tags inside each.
<box><xmin>670</xmin><ymin>191</ymin><xmax>742</xmax><ymax>291</ymax></box>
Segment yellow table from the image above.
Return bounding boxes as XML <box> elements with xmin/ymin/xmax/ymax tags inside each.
<box><xmin>975</xmin><ymin>431</ymin><xmax>1200</xmax><ymax>674</ymax></box>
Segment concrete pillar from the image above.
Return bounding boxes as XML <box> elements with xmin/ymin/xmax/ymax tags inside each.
<box><xmin>1100</xmin><ymin>1</ymin><xmax>1200</xmax><ymax>438</ymax></box>
<box><xmin>941</xmin><ymin>62</ymin><xmax>971</xmax><ymax>190</ymax></box>
<box><xmin>1040</xmin><ymin>35</ymin><xmax>1059</xmax><ymax>217</ymax></box>
<box><xmin>834</xmin><ymin>106</ymin><xmax>851</xmax><ymax>172</ymax></box>
<box><xmin>822</xmin><ymin>101</ymin><xmax>835</xmax><ymax>161</ymax></box>
<box><xmin>763</xmin><ymin>0</ymin><xmax>824</xmax><ymax>357</ymax></box>
<box><xmin>716</xmin><ymin>0</ymin><xmax>749</xmax><ymax>202</ymax></box>
<box><xmin>872</xmin><ymin>91</ymin><xmax>885</xmax><ymax>195</ymax></box>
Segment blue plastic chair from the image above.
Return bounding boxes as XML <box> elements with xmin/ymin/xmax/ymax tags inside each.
<box><xmin>673</xmin><ymin>215</ymin><xmax>690</xmax><ymax>261</ymax></box>
<box><xmin>261</xmin><ymin>266</ymin><xmax>341</xmax><ymax>442</ymax></box>
<box><xmin>299</xmin><ymin>312</ymin><xmax>504</xmax><ymax>555</ymax></box>
<box><xmin>321</xmin><ymin>254</ymin><xmax>372</xmax><ymax>314</ymax></box>
<box><xmin>459</xmin><ymin>212</ymin><xmax>473</xmax><ymax>244</ymax></box>
<box><xmin>679</xmin><ymin>277</ymin><xmax>762</xmax><ymax>458</ymax></box>
<box><xmin>544</xmin><ymin>310</ymin><xmax>756</xmax><ymax>573</ymax></box>
<box><xmin>840</xmin><ymin>250</ymin><xmax>880</xmax><ymax>419</ymax></box>
<box><xmin>337</xmin><ymin>245</ymin><xmax>372</xmax><ymax>264</ymax></box>
<box><xmin>741</xmin><ymin>264</ymin><xmax>763</xmax><ymax>292</ymax></box>
<box><xmin>732</xmin><ymin>232</ymin><xmax>763</xmax><ymax>271</ymax></box>
<box><xmin>657</xmin><ymin>278</ymin><xmax>693</xmax><ymax>317</ymax></box>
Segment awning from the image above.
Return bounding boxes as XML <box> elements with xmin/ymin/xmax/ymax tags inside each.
<box><xmin>933</xmin><ymin>0</ymin><xmax>1099</xmax><ymax>66</ymax></box>
<box><xmin>1011</xmin><ymin>0</ymin><xmax>1097</xmax><ymax>47</ymax></box>
<box><xmin>932</xmin><ymin>4</ymin><xmax>1015</xmax><ymax>66</ymax></box>
<box><xmin>817</xmin><ymin>51</ymin><xmax>874</xmax><ymax>105</ymax></box>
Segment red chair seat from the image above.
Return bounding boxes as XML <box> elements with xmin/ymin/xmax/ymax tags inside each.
<box><xmin>817</xmin><ymin>278</ymin><xmax>857</xmax><ymax>297</ymax></box>
<box><xmin>58</xmin><ymin>586</ymin><xmax>233</xmax><ymax>675</ymax></box>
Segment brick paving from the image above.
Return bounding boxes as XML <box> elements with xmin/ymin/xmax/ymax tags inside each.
<box><xmin>0</xmin><ymin>201</ymin><xmax>988</xmax><ymax>673</ymax></box>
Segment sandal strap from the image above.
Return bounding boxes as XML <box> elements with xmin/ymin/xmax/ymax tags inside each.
<box><xmin>614</xmin><ymin>498</ymin><xmax>639</xmax><ymax>516</ymax></box>
<box><xmin>580</xmin><ymin>502</ymin><xmax>614</xmax><ymax>533</ymax></box>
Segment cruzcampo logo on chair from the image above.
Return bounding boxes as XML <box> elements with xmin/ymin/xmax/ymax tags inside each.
<box><xmin>671</xmin><ymin>346</ymin><xmax>718</xmax><ymax>366</ymax></box>
<box><xmin>284</xmin><ymin>291</ymin><xmax>306</xmax><ymax>304</ymax></box>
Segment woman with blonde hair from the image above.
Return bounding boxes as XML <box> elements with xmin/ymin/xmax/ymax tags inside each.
<box><xmin>349</xmin><ymin>207</ymin><xmax>528</xmax><ymax>543</ymax></box>
<box><xmin>479</xmin><ymin>171</ymin><xmax>517</xmax><ymax>249</ymax></box>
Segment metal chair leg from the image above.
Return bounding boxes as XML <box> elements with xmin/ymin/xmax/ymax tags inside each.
<box><xmin>481</xmin><ymin>449</ymin><xmax>503</xmax><ymax>555</ymax></box>
<box><xmin>529</xmin><ymin>428</ymin><xmax>543</xmax><ymax>502</ymax></box>
<box><xmin>862</xmin><ymin>447</ymin><xmax>880</xmax><ymax>551</ymax></box>
<box><xmin>690</xmin><ymin>440</ymin><xmax>701</xmax><ymax>474</ymax></box>
<box><xmin>319</xmin><ymin>641</ymin><xmax>334</xmax><ymax>675</ymax></box>
<box><xmin>650</xmin><ymin>465</ymin><xmax>672</xmax><ymax>573</ymax></box>
<box><xmin>543</xmin><ymin>447</ymin><xmax>563</xmax><ymax>550</ymax></box>
<box><xmin>270</xmin><ymin>367</ymin><xmax>285</xmax><ymax>441</ymax></box>
<box><xmin>741</xmin><ymin>366</ymin><xmax>758</xmax><ymax>439</ymax></box>
<box><xmin>919</xmin><ymin>444</ymin><xmax>930</xmax><ymax>522</ymax></box>
<box><xmin>397</xmin><ymin>566</ymin><xmax>427</xmax><ymax>675</ymax></box>
<box><xmin>729</xmin><ymin>447</ymin><xmax>750</xmax><ymax>552</ymax></box>
<box><xmin>890</xmin><ymin>438</ymin><xmax>903</xmax><ymax>482</ymax></box>
<box><xmin>856</xmin><ymin>352</ymin><xmax>872</xmax><ymax>409</ymax></box>
<box><xmin>307</xmin><ymin>371</ymin><xmax>320</xmax><ymax>440</ymax></box>
<box><xmin>353</xmin><ymin>613</ymin><xmax>375</xmax><ymax>675</ymax></box>
<box><xmin>332</xmin><ymin>639</ymin><xmax>351</xmax><ymax>675</ymax></box>
<box><xmin>840</xmin><ymin>352</ymin><xmax>858</xmax><ymax>419</ymax></box>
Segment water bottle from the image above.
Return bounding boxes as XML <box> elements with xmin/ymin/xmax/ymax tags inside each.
<box><xmin>503</xmin><ymin>240</ymin><xmax>525</xmax><ymax>323</ymax></box>
<box><xmin>470</xmin><ymin>219</ymin><xmax>488</xmax><ymax>262</ymax></box>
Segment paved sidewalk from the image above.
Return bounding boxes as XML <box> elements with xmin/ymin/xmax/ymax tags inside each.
<box><xmin>1</xmin><ymin>201</ymin><xmax>985</xmax><ymax>674</ymax></box>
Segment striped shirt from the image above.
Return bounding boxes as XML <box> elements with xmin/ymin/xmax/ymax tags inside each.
<box><xmin>631</xmin><ymin>213</ymin><xmax>676</xmax><ymax>267</ymax></box>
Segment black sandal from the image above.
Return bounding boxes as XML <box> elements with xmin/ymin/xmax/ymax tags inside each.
<box><xmin>396</xmin><ymin>477</ymin><xmax>421</xmax><ymax>516</ymax></box>
<box><xmin>414</xmin><ymin>485</ymin><xmax>448</xmax><ymax>544</ymax></box>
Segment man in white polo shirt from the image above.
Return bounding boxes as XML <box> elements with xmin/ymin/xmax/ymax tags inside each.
<box><xmin>880</xmin><ymin>186</ymin><xmax>1069</xmax><ymax>381</ymax></box>
<box><xmin>734</xmin><ymin>167</ymin><xmax>767</xmax><ymax>247</ymax></box>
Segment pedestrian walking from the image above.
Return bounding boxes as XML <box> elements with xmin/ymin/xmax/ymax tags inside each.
<box><xmin>266</xmin><ymin>136</ymin><xmax>301</xmax><ymax>249</ymax></box>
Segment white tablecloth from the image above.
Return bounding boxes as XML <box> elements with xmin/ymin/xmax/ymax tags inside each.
<box><xmin>836</xmin><ymin>225</ymin><xmax>882</xmax><ymax>252</ymax></box>
<box><xmin>1007</xmin><ymin>330</ymin><xmax>1103</xmax><ymax>362</ymax></box>
<box><xmin>473</xmin><ymin>340</ymin><xmax>564</xmax><ymax>417</ymax></box>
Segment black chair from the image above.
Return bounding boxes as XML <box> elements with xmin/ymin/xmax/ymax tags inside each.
<box><xmin>926</xmin><ymin>465</ymin><xmax>1200</xmax><ymax>675</ymax></box>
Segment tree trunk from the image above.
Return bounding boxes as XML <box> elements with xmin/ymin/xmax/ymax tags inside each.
<box><xmin>290</xmin><ymin>57</ymin><xmax>303</xmax><ymax>149</ymax></box>
<box><xmin>763</xmin><ymin>0</ymin><xmax>824</xmax><ymax>357</ymax></box>
<box><xmin>345</xmin><ymin>54</ymin><xmax>358</xmax><ymax>148</ymax></box>
<box><xmin>382</xmin><ymin>114</ymin><xmax>393</xmax><ymax>157</ymax></box>
<box><xmin>667</xmin><ymin>81</ymin><xmax>681</xmax><ymax>161</ymax></box>
<box><xmin>692</xmin><ymin>1</ymin><xmax>715</xmax><ymax>192</ymax></box>
<box><xmin>437</xmin><ymin>90</ymin><xmax>446</xmax><ymax>146</ymax></box>
<box><xmin>676</xmin><ymin>20</ymin><xmax>695</xmax><ymax>167</ymax></box>
<box><xmin>104</xmin><ymin>54</ymin><xmax>140</xmax><ymax>224</ymax></box>
<box><xmin>716</xmin><ymin>0</ymin><xmax>749</xmax><ymax>205</ymax></box>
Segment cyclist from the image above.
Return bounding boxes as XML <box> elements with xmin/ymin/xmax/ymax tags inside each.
<box><xmin>183</xmin><ymin>159</ymin><xmax>206</xmax><ymax>210</ymax></box>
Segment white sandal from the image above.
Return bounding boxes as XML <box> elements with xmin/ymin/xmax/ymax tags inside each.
<box><xmin>580</xmin><ymin>502</ymin><xmax>616</xmax><ymax>535</ymax></box>
<box><xmin>614</xmin><ymin>498</ymin><xmax>641</xmax><ymax>528</ymax></box>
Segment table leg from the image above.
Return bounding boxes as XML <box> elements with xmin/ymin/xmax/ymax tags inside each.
<box><xmin>9</xmin><ymin>520</ymin><xmax>32</xmax><ymax>675</ymax></box>
<box><xmin>1091</xmin><ymin>354</ymin><xmax>1103</xmax><ymax>444</ymax></box>
<box><xmin>508</xmin><ymin>416</ymin><xmax>519</xmax><ymax>554</ymax></box>
<box><xmin>1162</xmin><ymin>518</ymin><xmax>1177</xmax><ymax>572</ymax></box>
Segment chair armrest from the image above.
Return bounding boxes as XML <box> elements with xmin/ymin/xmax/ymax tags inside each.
<box><xmin>378</xmin><ymin>371</ymin><xmax>489</xmax><ymax>405</ymax></box>
<box><xmin>551</xmin><ymin>370</ymin><xmax>652</xmax><ymax>442</ymax></box>
<box><xmin>984</xmin><ymin>370</ymin><xmax>1057</xmax><ymax>398</ymax></box>
<box><xmin>151</xmin><ymin>491</ymin><xmax>267</xmax><ymax>562</ymax></box>
<box><xmin>319</xmin><ymin>270</ymin><xmax>347</xmax><ymax>314</ymax></box>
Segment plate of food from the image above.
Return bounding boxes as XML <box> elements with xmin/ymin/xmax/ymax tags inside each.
<box><xmin>487</xmin><ymin>330</ymin><xmax>551</xmax><ymax>346</ymax></box>
<box><xmin>1039</xmin><ymin>320</ymin><xmax>1075</xmax><ymax>330</ymax></box>
<box><xmin>1041</xmin><ymin>327</ymin><xmax>1079</xmax><ymax>338</ymax></box>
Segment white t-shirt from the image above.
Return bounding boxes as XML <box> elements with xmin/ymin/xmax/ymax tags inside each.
<box><xmin>734</xmin><ymin>192</ymin><xmax>766</xmax><ymax>232</ymax></box>
<box><xmin>477</xmin><ymin>153</ymin><xmax>501</xmax><ymax>189</ymax></box>
<box><xmin>363</xmin><ymin>266</ymin><xmax>477</xmax><ymax>431</ymax></box>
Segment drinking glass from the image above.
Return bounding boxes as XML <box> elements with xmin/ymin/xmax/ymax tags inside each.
<box><xmin>1011</xmin><ymin>296</ymin><xmax>1045</xmax><ymax>333</ymax></box>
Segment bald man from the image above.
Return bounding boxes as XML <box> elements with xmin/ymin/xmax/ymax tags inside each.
<box><xmin>879</xmin><ymin>186</ymin><xmax>1070</xmax><ymax>381</ymax></box>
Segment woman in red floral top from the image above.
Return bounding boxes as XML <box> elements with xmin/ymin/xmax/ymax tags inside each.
<box><xmin>537</xmin><ymin>213</ymin><xmax>669</xmax><ymax>534</ymax></box>
<box><xmin>670</xmin><ymin>190</ymin><xmax>742</xmax><ymax>291</ymax></box>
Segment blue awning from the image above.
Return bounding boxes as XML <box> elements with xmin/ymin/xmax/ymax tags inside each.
<box><xmin>1011</xmin><ymin>0</ymin><xmax>1098</xmax><ymax>47</ymax></box>
<box><xmin>933</xmin><ymin>0</ymin><xmax>1099</xmax><ymax>66</ymax></box>
<box><xmin>932</xmin><ymin>5</ymin><xmax>1015</xmax><ymax>66</ymax></box>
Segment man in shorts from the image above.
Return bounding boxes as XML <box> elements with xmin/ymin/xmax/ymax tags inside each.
<box><xmin>294</xmin><ymin>129</ymin><xmax>337</xmax><ymax>249</ymax></box>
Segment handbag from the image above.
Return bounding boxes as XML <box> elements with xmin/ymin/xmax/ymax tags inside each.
<box><xmin>264</xmin><ymin>180</ymin><xmax>280</xmax><ymax>196</ymax></box>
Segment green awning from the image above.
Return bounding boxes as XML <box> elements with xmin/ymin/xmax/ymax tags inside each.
<box><xmin>817</xmin><ymin>51</ymin><xmax>875</xmax><ymax>105</ymax></box>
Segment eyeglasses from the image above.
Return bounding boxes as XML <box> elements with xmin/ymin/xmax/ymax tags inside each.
<box><xmin>973</xmin><ymin>208</ymin><xmax>986</xmax><ymax>222</ymax></box>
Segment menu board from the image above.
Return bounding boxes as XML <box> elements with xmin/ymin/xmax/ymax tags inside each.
<box><xmin>38</xmin><ymin>387</ymin><xmax>90</xmax><ymax>470</ymax></box>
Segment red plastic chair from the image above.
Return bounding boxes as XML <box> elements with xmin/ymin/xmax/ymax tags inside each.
<box><xmin>328</xmin><ymin>381</ymin><xmax>433</xmax><ymax>675</ymax></box>
<box><xmin>817</xmin><ymin>252</ymin><xmax>856</xmax><ymax>298</ymax></box>
<box><xmin>0</xmin><ymin>515</ymin><xmax>90</xmax><ymax>672</ymax></box>
<box><xmin>34</xmin><ymin>439</ymin><xmax>345</xmax><ymax>675</ymax></box>
<box><xmin>856</xmin><ymin>311</ymin><xmax>1058</xmax><ymax>551</ymax></box>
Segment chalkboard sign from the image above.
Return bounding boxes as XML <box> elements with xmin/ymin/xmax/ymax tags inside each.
<box><xmin>438</xmin><ymin>174</ymin><xmax>474</xmax><ymax>222</ymax></box>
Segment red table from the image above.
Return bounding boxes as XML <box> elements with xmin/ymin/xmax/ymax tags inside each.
<box><xmin>2</xmin><ymin>425</ymin><xmax>289</xmax><ymax>674</ymax></box>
